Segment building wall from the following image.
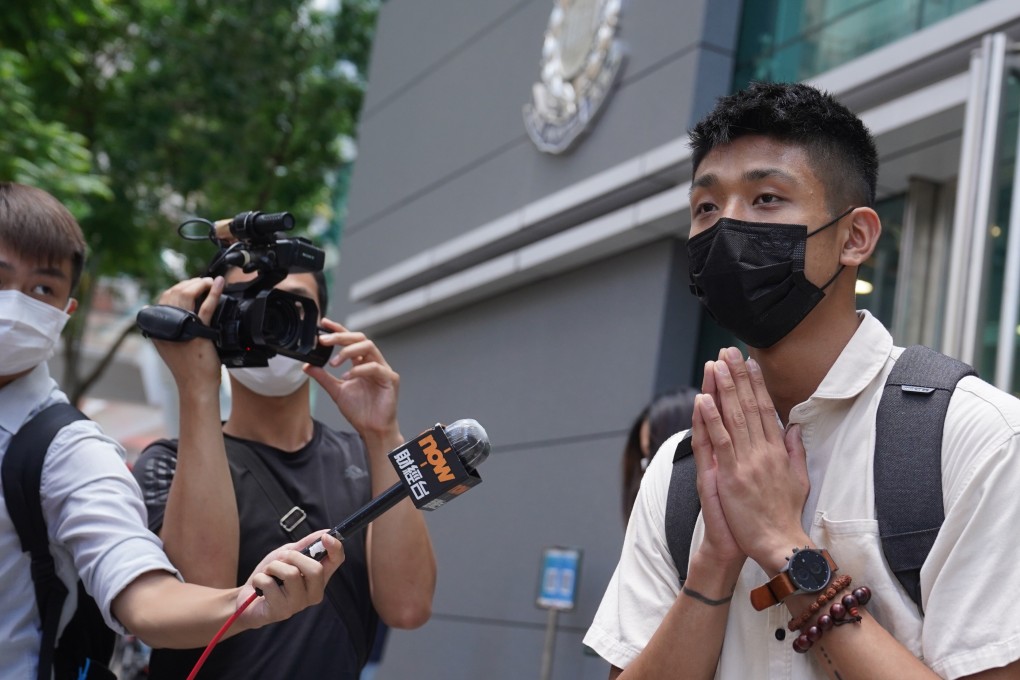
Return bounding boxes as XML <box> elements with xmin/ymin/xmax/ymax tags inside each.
<box><xmin>322</xmin><ymin>1</ymin><xmax>1020</xmax><ymax>677</ymax></box>
<box><xmin>340</xmin><ymin>0</ymin><xmax>740</xmax><ymax>282</ymax></box>
<box><xmin>320</xmin><ymin>1</ymin><xmax>740</xmax><ymax>677</ymax></box>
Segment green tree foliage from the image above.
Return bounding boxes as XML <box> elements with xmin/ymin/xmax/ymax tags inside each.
<box><xmin>1</xmin><ymin>0</ymin><xmax>378</xmax><ymax>401</ymax></box>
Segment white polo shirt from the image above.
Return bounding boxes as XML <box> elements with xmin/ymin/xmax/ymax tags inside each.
<box><xmin>0</xmin><ymin>363</ymin><xmax>177</xmax><ymax>678</ymax></box>
<box><xmin>585</xmin><ymin>311</ymin><xmax>1020</xmax><ymax>679</ymax></box>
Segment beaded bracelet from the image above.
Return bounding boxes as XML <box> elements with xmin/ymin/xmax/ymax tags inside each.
<box><xmin>792</xmin><ymin>586</ymin><xmax>872</xmax><ymax>654</ymax></box>
<box><xmin>787</xmin><ymin>574</ymin><xmax>853</xmax><ymax>632</ymax></box>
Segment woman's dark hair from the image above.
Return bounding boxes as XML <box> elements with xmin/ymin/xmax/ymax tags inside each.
<box><xmin>688</xmin><ymin>81</ymin><xmax>878</xmax><ymax>211</ymax></box>
<box><xmin>622</xmin><ymin>387</ymin><xmax>699</xmax><ymax>524</ymax></box>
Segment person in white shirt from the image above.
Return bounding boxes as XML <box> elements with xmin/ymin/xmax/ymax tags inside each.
<box><xmin>585</xmin><ymin>82</ymin><xmax>1020</xmax><ymax>679</ymax></box>
<box><xmin>0</xmin><ymin>181</ymin><xmax>344</xmax><ymax>679</ymax></box>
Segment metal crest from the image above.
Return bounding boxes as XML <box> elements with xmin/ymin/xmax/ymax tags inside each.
<box><xmin>523</xmin><ymin>0</ymin><xmax>626</xmax><ymax>155</ymax></box>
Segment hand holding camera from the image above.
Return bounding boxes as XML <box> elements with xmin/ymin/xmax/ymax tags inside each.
<box><xmin>137</xmin><ymin>211</ymin><xmax>333</xmax><ymax>369</ymax></box>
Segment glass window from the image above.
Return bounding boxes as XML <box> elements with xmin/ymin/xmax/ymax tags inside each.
<box><xmin>734</xmin><ymin>0</ymin><xmax>988</xmax><ymax>88</ymax></box>
<box><xmin>857</xmin><ymin>195</ymin><xmax>905</xmax><ymax>328</ymax></box>
<box><xmin>979</xmin><ymin>68</ymin><xmax>1020</xmax><ymax>390</ymax></box>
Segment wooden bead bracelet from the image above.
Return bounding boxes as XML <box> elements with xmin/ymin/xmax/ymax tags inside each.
<box><xmin>792</xmin><ymin>586</ymin><xmax>872</xmax><ymax>654</ymax></box>
<box><xmin>787</xmin><ymin>574</ymin><xmax>853</xmax><ymax>632</ymax></box>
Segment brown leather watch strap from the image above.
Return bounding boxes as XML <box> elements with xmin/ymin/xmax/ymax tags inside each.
<box><xmin>749</xmin><ymin>549</ymin><xmax>837</xmax><ymax>611</ymax></box>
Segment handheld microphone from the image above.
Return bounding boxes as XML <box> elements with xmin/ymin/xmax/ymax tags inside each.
<box><xmin>300</xmin><ymin>418</ymin><xmax>490</xmax><ymax>562</ymax></box>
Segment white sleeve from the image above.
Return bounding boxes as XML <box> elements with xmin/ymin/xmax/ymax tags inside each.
<box><xmin>583</xmin><ymin>431</ymin><xmax>689</xmax><ymax>669</ymax></box>
<box><xmin>921</xmin><ymin>378</ymin><xmax>1020</xmax><ymax>679</ymax></box>
<box><xmin>41</xmin><ymin>420</ymin><xmax>177</xmax><ymax>633</ymax></box>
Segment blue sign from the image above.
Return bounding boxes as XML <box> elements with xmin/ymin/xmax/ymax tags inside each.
<box><xmin>537</xmin><ymin>547</ymin><xmax>582</xmax><ymax>611</ymax></box>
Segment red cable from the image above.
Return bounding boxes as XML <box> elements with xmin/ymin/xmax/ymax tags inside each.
<box><xmin>186</xmin><ymin>591</ymin><xmax>258</xmax><ymax>680</ymax></box>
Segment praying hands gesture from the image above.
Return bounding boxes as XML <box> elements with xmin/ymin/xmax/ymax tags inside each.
<box><xmin>690</xmin><ymin>347</ymin><xmax>811</xmax><ymax>576</ymax></box>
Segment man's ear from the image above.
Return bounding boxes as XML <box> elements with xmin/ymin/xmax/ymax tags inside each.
<box><xmin>65</xmin><ymin>297</ymin><xmax>78</xmax><ymax>315</ymax></box>
<box><xmin>839</xmin><ymin>207</ymin><xmax>881</xmax><ymax>267</ymax></box>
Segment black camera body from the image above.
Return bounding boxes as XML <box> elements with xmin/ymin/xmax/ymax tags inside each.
<box><xmin>137</xmin><ymin>210</ymin><xmax>333</xmax><ymax>368</ymax></box>
<box><xmin>206</xmin><ymin>211</ymin><xmax>333</xmax><ymax>368</ymax></box>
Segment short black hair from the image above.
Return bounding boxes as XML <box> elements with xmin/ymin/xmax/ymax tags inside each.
<box><xmin>0</xmin><ymin>182</ymin><xmax>87</xmax><ymax>293</ymax></box>
<box><xmin>312</xmin><ymin>268</ymin><xmax>329</xmax><ymax>317</ymax></box>
<box><xmin>689</xmin><ymin>82</ymin><xmax>878</xmax><ymax>210</ymax></box>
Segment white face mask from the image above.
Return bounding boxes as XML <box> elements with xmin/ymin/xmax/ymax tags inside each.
<box><xmin>230</xmin><ymin>353</ymin><xmax>309</xmax><ymax>397</ymax></box>
<box><xmin>0</xmin><ymin>290</ymin><xmax>70</xmax><ymax>376</ymax></box>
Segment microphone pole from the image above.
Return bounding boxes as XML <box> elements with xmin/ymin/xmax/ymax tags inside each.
<box><xmin>300</xmin><ymin>417</ymin><xmax>490</xmax><ymax>563</ymax></box>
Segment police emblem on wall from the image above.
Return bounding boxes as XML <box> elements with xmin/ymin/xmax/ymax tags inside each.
<box><xmin>523</xmin><ymin>0</ymin><xmax>625</xmax><ymax>155</ymax></box>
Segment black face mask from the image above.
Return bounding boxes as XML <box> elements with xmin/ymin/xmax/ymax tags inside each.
<box><xmin>687</xmin><ymin>208</ymin><xmax>852</xmax><ymax>349</ymax></box>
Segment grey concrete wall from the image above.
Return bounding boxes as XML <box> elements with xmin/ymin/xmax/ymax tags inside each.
<box><xmin>340</xmin><ymin>0</ymin><xmax>740</xmax><ymax>286</ymax></box>
<box><xmin>355</xmin><ymin>240</ymin><xmax>678</xmax><ymax>679</ymax></box>
<box><xmin>318</xmin><ymin>1</ymin><xmax>743</xmax><ymax>677</ymax></box>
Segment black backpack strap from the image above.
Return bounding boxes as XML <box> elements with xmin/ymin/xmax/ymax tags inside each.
<box><xmin>2</xmin><ymin>403</ymin><xmax>89</xmax><ymax>680</ymax></box>
<box><xmin>664</xmin><ymin>432</ymin><xmax>700</xmax><ymax>584</ymax></box>
<box><xmin>223</xmin><ymin>438</ymin><xmax>309</xmax><ymax>537</ymax></box>
<box><xmin>222</xmin><ymin>437</ymin><xmax>373</xmax><ymax>669</ymax></box>
<box><xmin>875</xmin><ymin>345</ymin><xmax>975</xmax><ymax>612</ymax></box>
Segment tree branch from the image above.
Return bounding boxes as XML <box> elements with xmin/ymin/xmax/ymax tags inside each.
<box><xmin>70</xmin><ymin>321</ymin><xmax>140</xmax><ymax>406</ymax></box>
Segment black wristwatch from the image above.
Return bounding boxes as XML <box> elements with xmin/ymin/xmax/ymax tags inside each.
<box><xmin>750</xmin><ymin>547</ymin><xmax>837</xmax><ymax>610</ymax></box>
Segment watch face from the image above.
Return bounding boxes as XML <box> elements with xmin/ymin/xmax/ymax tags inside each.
<box><xmin>788</xmin><ymin>550</ymin><xmax>831</xmax><ymax>593</ymax></box>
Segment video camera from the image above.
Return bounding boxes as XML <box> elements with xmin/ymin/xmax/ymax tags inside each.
<box><xmin>136</xmin><ymin>210</ymin><xmax>333</xmax><ymax>368</ymax></box>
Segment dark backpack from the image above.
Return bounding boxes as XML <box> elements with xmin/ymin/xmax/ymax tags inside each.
<box><xmin>2</xmin><ymin>403</ymin><xmax>117</xmax><ymax>680</ymax></box>
<box><xmin>664</xmin><ymin>345</ymin><xmax>975</xmax><ymax>612</ymax></box>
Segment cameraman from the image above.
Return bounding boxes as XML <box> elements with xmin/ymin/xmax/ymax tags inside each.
<box><xmin>0</xmin><ymin>183</ymin><xmax>343</xmax><ymax>679</ymax></box>
<box><xmin>133</xmin><ymin>263</ymin><xmax>436</xmax><ymax>679</ymax></box>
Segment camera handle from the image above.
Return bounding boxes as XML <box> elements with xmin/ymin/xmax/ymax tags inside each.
<box><xmin>136</xmin><ymin>305</ymin><xmax>219</xmax><ymax>342</ymax></box>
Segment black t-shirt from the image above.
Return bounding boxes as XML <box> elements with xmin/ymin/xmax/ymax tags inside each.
<box><xmin>132</xmin><ymin>421</ymin><xmax>378</xmax><ymax>679</ymax></box>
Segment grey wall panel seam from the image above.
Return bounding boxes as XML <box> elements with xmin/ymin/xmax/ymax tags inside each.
<box><xmin>618</xmin><ymin>41</ymin><xmax>722</xmax><ymax>87</ymax></box>
<box><xmin>361</xmin><ymin>0</ymin><xmax>534</xmax><ymax>120</ymax></box>
<box><xmin>346</xmin><ymin>134</ymin><xmax>531</xmax><ymax>236</ymax></box>
<box><xmin>348</xmin><ymin>43</ymin><xmax>708</xmax><ymax>236</ymax></box>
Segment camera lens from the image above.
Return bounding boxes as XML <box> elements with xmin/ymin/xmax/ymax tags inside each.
<box><xmin>261</xmin><ymin>297</ymin><xmax>303</xmax><ymax>348</ymax></box>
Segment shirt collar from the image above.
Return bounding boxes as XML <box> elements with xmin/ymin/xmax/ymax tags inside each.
<box><xmin>0</xmin><ymin>363</ymin><xmax>57</xmax><ymax>435</ymax></box>
<box><xmin>810</xmin><ymin>309</ymin><xmax>893</xmax><ymax>402</ymax></box>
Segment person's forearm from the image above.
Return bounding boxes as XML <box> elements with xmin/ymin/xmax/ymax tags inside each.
<box><xmin>754</xmin><ymin>541</ymin><xmax>940</xmax><ymax>679</ymax></box>
<box><xmin>363</xmin><ymin>427</ymin><xmax>437</xmax><ymax>628</ymax></box>
<box><xmin>788</xmin><ymin>599</ymin><xmax>940</xmax><ymax>680</ymax></box>
<box><xmin>161</xmin><ymin>387</ymin><xmax>240</xmax><ymax>587</ymax></box>
<box><xmin>618</xmin><ymin>552</ymin><xmax>741</xmax><ymax>680</ymax></box>
<box><xmin>113</xmin><ymin>571</ymin><xmax>248</xmax><ymax>649</ymax></box>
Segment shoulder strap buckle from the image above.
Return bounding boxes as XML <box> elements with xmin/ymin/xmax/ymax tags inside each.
<box><xmin>279</xmin><ymin>506</ymin><xmax>308</xmax><ymax>533</ymax></box>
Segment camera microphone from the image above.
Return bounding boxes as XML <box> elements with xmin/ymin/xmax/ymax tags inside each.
<box><xmin>213</xmin><ymin>211</ymin><xmax>295</xmax><ymax>242</ymax></box>
<box><xmin>300</xmin><ymin>418</ymin><xmax>490</xmax><ymax>562</ymax></box>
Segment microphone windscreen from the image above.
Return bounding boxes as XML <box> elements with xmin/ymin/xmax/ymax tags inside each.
<box><xmin>446</xmin><ymin>419</ymin><xmax>490</xmax><ymax>471</ymax></box>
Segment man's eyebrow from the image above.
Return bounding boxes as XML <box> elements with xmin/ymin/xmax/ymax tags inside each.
<box><xmin>0</xmin><ymin>258</ymin><xmax>67</xmax><ymax>279</ymax></box>
<box><xmin>690</xmin><ymin>167</ymin><xmax>801</xmax><ymax>195</ymax></box>
<box><xmin>33</xmin><ymin>265</ymin><xmax>68</xmax><ymax>280</ymax></box>
<box><xmin>281</xmin><ymin>285</ymin><xmax>315</xmax><ymax>298</ymax></box>
<box><xmin>743</xmin><ymin>167</ymin><xmax>799</xmax><ymax>184</ymax></box>
<box><xmin>690</xmin><ymin>173</ymin><xmax>717</xmax><ymax>193</ymax></box>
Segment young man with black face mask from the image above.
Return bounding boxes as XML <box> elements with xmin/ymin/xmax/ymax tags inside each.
<box><xmin>132</xmin><ymin>262</ymin><xmax>436</xmax><ymax>678</ymax></box>
<box><xmin>584</xmin><ymin>82</ymin><xmax>1020</xmax><ymax>679</ymax></box>
<box><xmin>0</xmin><ymin>182</ymin><xmax>344</xmax><ymax>679</ymax></box>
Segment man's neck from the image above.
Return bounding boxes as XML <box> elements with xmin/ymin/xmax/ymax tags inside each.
<box><xmin>222</xmin><ymin>382</ymin><xmax>315</xmax><ymax>452</ymax></box>
<box><xmin>750</xmin><ymin>304</ymin><xmax>863</xmax><ymax>424</ymax></box>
